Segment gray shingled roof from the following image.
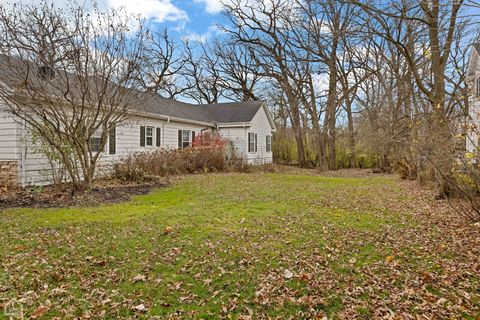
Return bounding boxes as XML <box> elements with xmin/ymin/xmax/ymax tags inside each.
<box><xmin>202</xmin><ymin>101</ymin><xmax>265</xmax><ymax>123</ymax></box>
<box><xmin>0</xmin><ymin>54</ymin><xmax>265</xmax><ymax>125</ymax></box>
<box><xmin>135</xmin><ymin>93</ymin><xmax>264</xmax><ymax>124</ymax></box>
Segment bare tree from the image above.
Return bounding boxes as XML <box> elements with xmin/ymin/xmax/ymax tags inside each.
<box><xmin>0</xmin><ymin>1</ymin><xmax>148</xmax><ymax>190</ymax></box>
<box><xmin>213</xmin><ymin>41</ymin><xmax>262</xmax><ymax>101</ymax></box>
<box><xmin>291</xmin><ymin>0</ymin><xmax>358</xmax><ymax>170</ymax></box>
<box><xmin>182</xmin><ymin>41</ymin><xmax>224</xmax><ymax>104</ymax></box>
<box><xmin>351</xmin><ymin>0</ymin><xmax>470</xmax><ymax>196</ymax></box>
<box><xmin>222</xmin><ymin>0</ymin><xmax>308</xmax><ymax>167</ymax></box>
<box><xmin>137</xmin><ymin>30</ymin><xmax>188</xmax><ymax>99</ymax></box>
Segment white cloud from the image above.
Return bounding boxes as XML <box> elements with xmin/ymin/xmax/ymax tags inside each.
<box><xmin>182</xmin><ymin>25</ymin><xmax>222</xmax><ymax>43</ymax></box>
<box><xmin>106</xmin><ymin>0</ymin><xmax>188</xmax><ymax>24</ymax></box>
<box><xmin>0</xmin><ymin>0</ymin><xmax>189</xmax><ymax>29</ymax></box>
<box><xmin>194</xmin><ymin>0</ymin><xmax>224</xmax><ymax>14</ymax></box>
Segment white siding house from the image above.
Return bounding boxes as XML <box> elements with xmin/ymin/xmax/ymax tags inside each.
<box><xmin>0</xmin><ymin>99</ymin><xmax>276</xmax><ymax>187</ymax></box>
<box><xmin>467</xmin><ymin>43</ymin><xmax>480</xmax><ymax>153</ymax></box>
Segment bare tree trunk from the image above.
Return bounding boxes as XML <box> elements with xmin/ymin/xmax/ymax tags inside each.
<box><xmin>345</xmin><ymin>94</ymin><xmax>356</xmax><ymax>168</ymax></box>
<box><xmin>286</xmin><ymin>90</ymin><xmax>306</xmax><ymax>167</ymax></box>
<box><xmin>326</xmin><ymin>57</ymin><xmax>338</xmax><ymax>170</ymax></box>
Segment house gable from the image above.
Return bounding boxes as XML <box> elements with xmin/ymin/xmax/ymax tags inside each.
<box><xmin>468</xmin><ymin>44</ymin><xmax>480</xmax><ymax>80</ymax></box>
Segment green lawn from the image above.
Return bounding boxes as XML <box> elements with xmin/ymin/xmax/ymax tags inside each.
<box><xmin>0</xmin><ymin>172</ymin><xmax>479</xmax><ymax>319</ymax></box>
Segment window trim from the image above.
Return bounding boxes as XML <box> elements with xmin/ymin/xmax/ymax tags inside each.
<box><xmin>179</xmin><ymin>129</ymin><xmax>192</xmax><ymax>149</ymax></box>
<box><xmin>89</xmin><ymin>129</ymin><xmax>103</xmax><ymax>153</ymax></box>
<box><xmin>248</xmin><ymin>132</ymin><xmax>257</xmax><ymax>153</ymax></box>
<box><xmin>266</xmin><ymin>135</ymin><xmax>272</xmax><ymax>152</ymax></box>
<box><xmin>145</xmin><ymin>126</ymin><xmax>154</xmax><ymax>146</ymax></box>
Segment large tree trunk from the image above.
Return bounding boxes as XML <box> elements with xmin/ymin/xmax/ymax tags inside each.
<box><xmin>285</xmin><ymin>90</ymin><xmax>306</xmax><ymax>167</ymax></box>
<box><xmin>307</xmin><ymin>75</ymin><xmax>327</xmax><ymax>170</ymax></box>
<box><xmin>345</xmin><ymin>95</ymin><xmax>356</xmax><ymax>168</ymax></box>
<box><xmin>326</xmin><ymin>57</ymin><xmax>338</xmax><ymax>170</ymax></box>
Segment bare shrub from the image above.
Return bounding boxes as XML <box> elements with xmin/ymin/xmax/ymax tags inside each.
<box><xmin>113</xmin><ymin>132</ymin><xmax>250</xmax><ymax>180</ymax></box>
<box><xmin>113</xmin><ymin>147</ymin><xmax>225</xmax><ymax>179</ymax></box>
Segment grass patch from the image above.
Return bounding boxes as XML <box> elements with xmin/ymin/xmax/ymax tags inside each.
<box><xmin>0</xmin><ymin>172</ymin><xmax>478</xmax><ymax>318</ymax></box>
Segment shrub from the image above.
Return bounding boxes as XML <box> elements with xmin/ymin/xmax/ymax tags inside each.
<box><xmin>113</xmin><ymin>132</ymin><xmax>249</xmax><ymax>179</ymax></box>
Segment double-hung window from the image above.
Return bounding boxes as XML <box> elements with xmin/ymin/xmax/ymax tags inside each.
<box><xmin>89</xmin><ymin>129</ymin><xmax>103</xmax><ymax>152</ymax></box>
<box><xmin>140</xmin><ymin>125</ymin><xmax>160</xmax><ymax>147</ymax></box>
<box><xmin>178</xmin><ymin>130</ymin><xmax>196</xmax><ymax>148</ymax></box>
<box><xmin>248</xmin><ymin>132</ymin><xmax>257</xmax><ymax>153</ymax></box>
<box><xmin>145</xmin><ymin>126</ymin><xmax>154</xmax><ymax>146</ymax></box>
<box><xmin>266</xmin><ymin>135</ymin><xmax>272</xmax><ymax>152</ymax></box>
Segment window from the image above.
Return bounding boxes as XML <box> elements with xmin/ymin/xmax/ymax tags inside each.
<box><xmin>182</xmin><ymin>130</ymin><xmax>190</xmax><ymax>148</ymax></box>
<box><xmin>266</xmin><ymin>135</ymin><xmax>272</xmax><ymax>152</ymax></box>
<box><xmin>109</xmin><ymin>125</ymin><xmax>116</xmax><ymax>155</ymax></box>
<box><xmin>146</xmin><ymin>126</ymin><xmax>153</xmax><ymax>146</ymax></box>
<box><xmin>89</xmin><ymin>130</ymin><xmax>103</xmax><ymax>153</ymax></box>
<box><xmin>248</xmin><ymin>132</ymin><xmax>257</xmax><ymax>152</ymax></box>
<box><xmin>178</xmin><ymin>130</ymin><xmax>193</xmax><ymax>148</ymax></box>
<box><xmin>141</xmin><ymin>126</ymin><xmax>160</xmax><ymax>147</ymax></box>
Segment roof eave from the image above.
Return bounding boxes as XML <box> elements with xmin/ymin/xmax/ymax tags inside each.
<box><xmin>261</xmin><ymin>102</ymin><xmax>277</xmax><ymax>131</ymax></box>
<box><xmin>217</xmin><ymin>122</ymin><xmax>252</xmax><ymax>128</ymax></box>
<box><xmin>467</xmin><ymin>44</ymin><xmax>480</xmax><ymax>78</ymax></box>
<box><xmin>130</xmin><ymin>110</ymin><xmax>214</xmax><ymax>127</ymax></box>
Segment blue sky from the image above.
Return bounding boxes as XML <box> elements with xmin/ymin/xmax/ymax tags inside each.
<box><xmin>172</xmin><ymin>1</ymin><xmax>227</xmax><ymax>42</ymax></box>
<box><xmin>104</xmin><ymin>0</ymin><xmax>229</xmax><ymax>42</ymax></box>
<box><xmin>108</xmin><ymin>0</ymin><xmax>228</xmax><ymax>41</ymax></box>
<box><xmin>0</xmin><ymin>0</ymin><xmax>227</xmax><ymax>42</ymax></box>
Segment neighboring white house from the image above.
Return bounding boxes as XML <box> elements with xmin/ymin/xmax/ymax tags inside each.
<box><xmin>467</xmin><ymin>43</ymin><xmax>480</xmax><ymax>153</ymax></box>
<box><xmin>0</xmin><ymin>92</ymin><xmax>276</xmax><ymax>187</ymax></box>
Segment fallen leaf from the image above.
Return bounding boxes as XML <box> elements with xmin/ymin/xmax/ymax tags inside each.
<box><xmin>30</xmin><ymin>305</ymin><xmax>49</xmax><ymax>319</ymax></box>
<box><xmin>284</xmin><ymin>269</ymin><xmax>294</xmax><ymax>279</ymax></box>
<box><xmin>132</xmin><ymin>304</ymin><xmax>147</xmax><ymax>312</ymax></box>
<box><xmin>132</xmin><ymin>274</ymin><xmax>147</xmax><ymax>283</ymax></box>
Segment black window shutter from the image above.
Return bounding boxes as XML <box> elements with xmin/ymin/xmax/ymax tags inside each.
<box><xmin>255</xmin><ymin>134</ymin><xmax>258</xmax><ymax>152</ymax></box>
<box><xmin>248</xmin><ymin>133</ymin><xmax>251</xmax><ymax>152</ymax></box>
<box><xmin>109</xmin><ymin>125</ymin><xmax>116</xmax><ymax>155</ymax></box>
<box><xmin>192</xmin><ymin>131</ymin><xmax>196</xmax><ymax>144</ymax></box>
<box><xmin>178</xmin><ymin>130</ymin><xmax>182</xmax><ymax>148</ymax></box>
<box><xmin>156</xmin><ymin>127</ymin><xmax>161</xmax><ymax>147</ymax></box>
<box><xmin>140</xmin><ymin>126</ymin><xmax>145</xmax><ymax>147</ymax></box>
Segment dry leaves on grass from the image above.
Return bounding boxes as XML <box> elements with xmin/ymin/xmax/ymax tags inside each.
<box><xmin>0</xmin><ymin>170</ymin><xmax>478</xmax><ymax>319</ymax></box>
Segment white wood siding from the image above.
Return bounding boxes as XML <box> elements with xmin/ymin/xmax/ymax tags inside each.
<box><xmin>467</xmin><ymin>99</ymin><xmax>480</xmax><ymax>152</ymax></box>
<box><xmin>467</xmin><ymin>52</ymin><xmax>480</xmax><ymax>153</ymax></box>
<box><xmin>218</xmin><ymin>127</ymin><xmax>248</xmax><ymax>160</ymax></box>
<box><xmin>0</xmin><ymin>103</ymin><xmax>274</xmax><ymax>186</ymax></box>
<box><xmin>0</xmin><ymin>109</ymin><xmax>20</xmax><ymax>161</ymax></box>
<box><xmin>218</xmin><ymin>105</ymin><xmax>274</xmax><ymax>164</ymax></box>
<box><xmin>20</xmin><ymin>115</ymin><xmax>210</xmax><ymax>186</ymax></box>
<box><xmin>0</xmin><ymin>106</ymin><xmax>22</xmax><ymax>185</ymax></box>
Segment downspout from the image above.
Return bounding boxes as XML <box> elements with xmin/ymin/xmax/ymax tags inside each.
<box><xmin>21</xmin><ymin>107</ymin><xmax>27</xmax><ymax>187</ymax></box>
<box><xmin>163</xmin><ymin>117</ymin><xmax>170</xmax><ymax>147</ymax></box>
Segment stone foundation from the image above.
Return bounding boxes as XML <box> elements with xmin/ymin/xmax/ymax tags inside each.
<box><xmin>0</xmin><ymin>161</ymin><xmax>18</xmax><ymax>187</ymax></box>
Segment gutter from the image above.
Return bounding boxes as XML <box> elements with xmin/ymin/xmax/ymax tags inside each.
<box><xmin>217</xmin><ymin>122</ymin><xmax>252</xmax><ymax>128</ymax></box>
<box><xmin>130</xmin><ymin>110</ymin><xmax>214</xmax><ymax>127</ymax></box>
